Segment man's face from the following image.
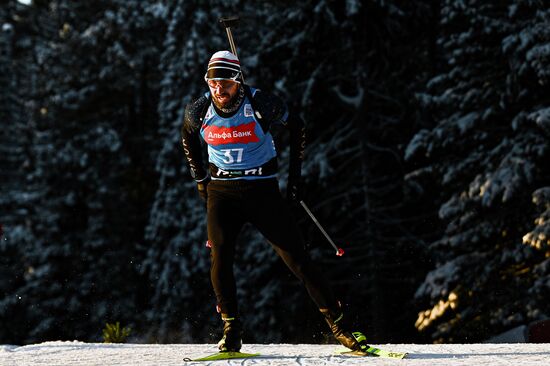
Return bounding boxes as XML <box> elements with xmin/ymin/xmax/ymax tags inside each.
<box><xmin>207</xmin><ymin>79</ymin><xmax>240</xmax><ymax>108</ymax></box>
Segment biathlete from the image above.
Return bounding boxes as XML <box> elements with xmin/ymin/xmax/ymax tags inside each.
<box><xmin>181</xmin><ymin>50</ymin><xmax>368</xmax><ymax>352</ymax></box>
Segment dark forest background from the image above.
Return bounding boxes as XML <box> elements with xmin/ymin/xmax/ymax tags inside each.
<box><xmin>1</xmin><ymin>0</ymin><xmax>549</xmax><ymax>345</ymax></box>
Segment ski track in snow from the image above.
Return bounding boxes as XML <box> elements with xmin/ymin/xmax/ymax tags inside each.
<box><xmin>1</xmin><ymin>342</ymin><xmax>549</xmax><ymax>365</ymax></box>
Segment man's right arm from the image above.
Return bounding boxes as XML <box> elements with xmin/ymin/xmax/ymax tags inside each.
<box><xmin>181</xmin><ymin>96</ymin><xmax>209</xmax><ymax>182</ymax></box>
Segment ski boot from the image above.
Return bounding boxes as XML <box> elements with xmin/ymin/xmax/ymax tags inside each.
<box><xmin>218</xmin><ymin>314</ymin><xmax>243</xmax><ymax>352</ymax></box>
<box><xmin>320</xmin><ymin>308</ymin><xmax>369</xmax><ymax>351</ymax></box>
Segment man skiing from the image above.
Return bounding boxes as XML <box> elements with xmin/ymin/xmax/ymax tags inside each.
<box><xmin>181</xmin><ymin>50</ymin><xmax>368</xmax><ymax>353</ymax></box>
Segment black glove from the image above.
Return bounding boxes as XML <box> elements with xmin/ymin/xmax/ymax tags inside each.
<box><xmin>196</xmin><ymin>176</ymin><xmax>210</xmax><ymax>201</ymax></box>
<box><xmin>287</xmin><ymin>176</ymin><xmax>301</xmax><ymax>204</ymax></box>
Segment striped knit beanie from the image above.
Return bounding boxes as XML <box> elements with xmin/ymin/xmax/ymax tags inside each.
<box><xmin>205</xmin><ymin>50</ymin><xmax>242</xmax><ymax>82</ymax></box>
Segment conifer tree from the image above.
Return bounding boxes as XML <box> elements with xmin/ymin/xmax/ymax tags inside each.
<box><xmin>406</xmin><ymin>0</ymin><xmax>550</xmax><ymax>342</ymax></box>
<box><xmin>1</xmin><ymin>0</ymin><xmax>165</xmax><ymax>342</ymax></box>
<box><xmin>0</xmin><ymin>0</ymin><xmax>47</xmax><ymax>344</ymax></box>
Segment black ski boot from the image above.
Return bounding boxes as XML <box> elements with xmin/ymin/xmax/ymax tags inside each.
<box><xmin>320</xmin><ymin>308</ymin><xmax>368</xmax><ymax>351</ymax></box>
<box><xmin>218</xmin><ymin>314</ymin><xmax>243</xmax><ymax>352</ymax></box>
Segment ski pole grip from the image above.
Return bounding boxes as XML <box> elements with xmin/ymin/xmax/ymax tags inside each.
<box><xmin>219</xmin><ymin>16</ymin><xmax>240</xmax><ymax>29</ymax></box>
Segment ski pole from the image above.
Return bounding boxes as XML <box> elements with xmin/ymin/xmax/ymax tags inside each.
<box><xmin>219</xmin><ymin>16</ymin><xmax>245</xmax><ymax>84</ymax></box>
<box><xmin>300</xmin><ymin>200</ymin><xmax>345</xmax><ymax>257</ymax></box>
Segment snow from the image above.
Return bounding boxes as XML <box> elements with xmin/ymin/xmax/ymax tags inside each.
<box><xmin>1</xmin><ymin>342</ymin><xmax>549</xmax><ymax>365</ymax></box>
<box><xmin>2</xmin><ymin>23</ymin><xmax>14</xmax><ymax>32</ymax></box>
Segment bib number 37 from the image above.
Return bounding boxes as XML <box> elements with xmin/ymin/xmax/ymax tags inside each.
<box><xmin>220</xmin><ymin>148</ymin><xmax>244</xmax><ymax>164</ymax></box>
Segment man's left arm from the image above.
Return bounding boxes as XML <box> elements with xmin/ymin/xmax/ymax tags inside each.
<box><xmin>254</xmin><ymin>90</ymin><xmax>306</xmax><ymax>202</ymax></box>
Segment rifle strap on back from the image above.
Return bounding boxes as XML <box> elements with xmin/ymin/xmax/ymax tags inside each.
<box><xmin>242</xmin><ymin>84</ymin><xmax>264</xmax><ymax>123</ymax></box>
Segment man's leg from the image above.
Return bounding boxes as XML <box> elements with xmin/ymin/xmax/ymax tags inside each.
<box><xmin>245</xmin><ymin>180</ymin><xmax>338</xmax><ymax>309</ymax></box>
<box><xmin>245</xmin><ymin>179</ymin><xmax>368</xmax><ymax>351</ymax></box>
<box><xmin>207</xmin><ymin>182</ymin><xmax>245</xmax><ymax>351</ymax></box>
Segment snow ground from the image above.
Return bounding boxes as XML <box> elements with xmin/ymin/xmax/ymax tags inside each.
<box><xmin>1</xmin><ymin>342</ymin><xmax>549</xmax><ymax>365</ymax></box>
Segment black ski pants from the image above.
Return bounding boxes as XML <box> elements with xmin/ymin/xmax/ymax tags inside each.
<box><xmin>207</xmin><ymin>178</ymin><xmax>337</xmax><ymax>316</ymax></box>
